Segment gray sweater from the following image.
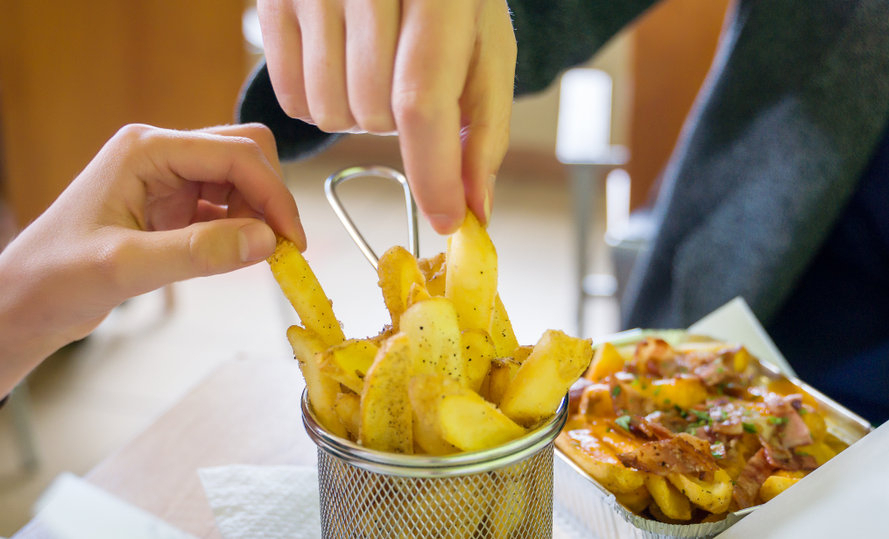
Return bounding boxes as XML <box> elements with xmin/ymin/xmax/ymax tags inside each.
<box><xmin>239</xmin><ymin>0</ymin><xmax>889</xmax><ymax>423</ymax></box>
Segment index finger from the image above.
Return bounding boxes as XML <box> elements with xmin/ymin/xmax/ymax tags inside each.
<box><xmin>392</xmin><ymin>0</ymin><xmax>478</xmax><ymax>234</ymax></box>
<box><xmin>136</xmin><ymin>126</ymin><xmax>306</xmax><ymax>249</ymax></box>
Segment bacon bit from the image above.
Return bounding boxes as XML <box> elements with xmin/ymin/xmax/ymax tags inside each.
<box><xmin>764</xmin><ymin>393</ymin><xmax>813</xmax><ymax>448</ymax></box>
<box><xmin>628</xmin><ymin>415</ymin><xmax>675</xmax><ymax>440</ymax></box>
<box><xmin>759</xmin><ymin>435</ymin><xmax>817</xmax><ymax>471</ymax></box>
<box><xmin>634</xmin><ymin>338</ymin><xmax>675</xmax><ymax>377</ymax></box>
<box><xmin>733</xmin><ymin>448</ymin><xmax>775</xmax><ymax>509</ymax></box>
<box><xmin>568</xmin><ymin>378</ymin><xmax>593</xmax><ymax>414</ymax></box>
<box><xmin>618</xmin><ymin>433</ymin><xmax>720</xmax><ymax>480</ymax></box>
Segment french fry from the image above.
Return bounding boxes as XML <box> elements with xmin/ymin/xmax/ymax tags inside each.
<box><xmin>645</xmin><ymin>474</ymin><xmax>692</xmax><ymax>521</ymax></box>
<box><xmin>445</xmin><ymin>212</ymin><xmax>498</xmax><ymax>333</ymax></box>
<box><xmin>489</xmin><ymin>474</ymin><xmax>527</xmax><ymax>539</ymax></box>
<box><xmin>286</xmin><ymin>325</ymin><xmax>346</xmax><ymax>437</ymax></box>
<box><xmin>556</xmin><ymin>427</ymin><xmax>646</xmax><ymax>494</ymax></box>
<box><xmin>484</xmin><ymin>357</ymin><xmax>521</xmax><ymax>406</ymax></box>
<box><xmin>460</xmin><ymin>329</ymin><xmax>495</xmax><ymax>393</ymax></box>
<box><xmin>614</xmin><ymin>485</ymin><xmax>653</xmax><ymax>514</ymax></box>
<box><xmin>667</xmin><ymin>468</ymin><xmax>733</xmax><ymax>514</ymax></box>
<box><xmin>418</xmin><ymin>252</ymin><xmax>447</xmax><ymax>296</ymax></box>
<box><xmin>500</xmin><ymin>330</ymin><xmax>593</xmax><ymax>426</ymax></box>
<box><xmin>359</xmin><ymin>333</ymin><xmax>413</xmax><ymax>454</ymax></box>
<box><xmin>758</xmin><ymin>473</ymin><xmax>801</xmax><ymax>502</ymax></box>
<box><xmin>269</xmin><ymin>238</ymin><xmax>345</xmax><ymax>347</ymax></box>
<box><xmin>489</xmin><ymin>294</ymin><xmax>519</xmax><ymax>357</ymax></box>
<box><xmin>409</xmin><ymin>374</ymin><xmax>525</xmax><ymax>452</ymax></box>
<box><xmin>400</xmin><ymin>297</ymin><xmax>466</xmax><ymax>385</ymax></box>
<box><xmin>377</xmin><ymin>246</ymin><xmax>426</xmax><ymax>330</ymax></box>
<box><xmin>334</xmin><ymin>392</ymin><xmax>361</xmax><ymax>441</ymax></box>
<box><xmin>408</xmin><ymin>376</ymin><xmax>460</xmax><ymax>455</ymax></box>
<box><xmin>319</xmin><ymin>339</ymin><xmax>379</xmax><ymax>394</ymax></box>
<box><xmin>585</xmin><ymin>342</ymin><xmax>625</xmax><ymax>381</ymax></box>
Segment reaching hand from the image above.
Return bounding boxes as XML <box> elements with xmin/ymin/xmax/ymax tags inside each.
<box><xmin>0</xmin><ymin>123</ymin><xmax>303</xmax><ymax>394</ymax></box>
<box><xmin>257</xmin><ymin>0</ymin><xmax>516</xmax><ymax>233</ymax></box>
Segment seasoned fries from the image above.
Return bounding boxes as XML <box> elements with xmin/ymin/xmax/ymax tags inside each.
<box><xmin>267</xmin><ymin>211</ymin><xmax>592</xmax><ymax>459</ymax></box>
<box><xmin>557</xmin><ymin>334</ymin><xmax>853</xmax><ymax>524</ymax></box>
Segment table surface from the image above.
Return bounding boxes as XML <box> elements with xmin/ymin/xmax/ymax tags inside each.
<box><xmin>14</xmin><ymin>358</ymin><xmax>314</xmax><ymax>538</ymax></box>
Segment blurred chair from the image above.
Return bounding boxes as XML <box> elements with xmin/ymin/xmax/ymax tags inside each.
<box><xmin>555</xmin><ymin>68</ymin><xmax>628</xmax><ymax>336</ymax></box>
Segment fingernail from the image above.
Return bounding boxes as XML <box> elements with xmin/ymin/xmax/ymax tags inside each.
<box><xmin>428</xmin><ymin>213</ymin><xmax>460</xmax><ymax>235</ymax></box>
<box><xmin>484</xmin><ymin>174</ymin><xmax>496</xmax><ymax>224</ymax></box>
<box><xmin>238</xmin><ymin>222</ymin><xmax>276</xmax><ymax>262</ymax></box>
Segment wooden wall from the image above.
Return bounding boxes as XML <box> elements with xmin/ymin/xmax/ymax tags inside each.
<box><xmin>627</xmin><ymin>0</ymin><xmax>732</xmax><ymax>208</ymax></box>
<box><xmin>0</xmin><ymin>0</ymin><xmax>248</xmax><ymax>228</ymax></box>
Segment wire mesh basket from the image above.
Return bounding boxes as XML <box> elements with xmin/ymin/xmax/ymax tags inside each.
<box><xmin>302</xmin><ymin>391</ymin><xmax>568</xmax><ymax>539</ymax></box>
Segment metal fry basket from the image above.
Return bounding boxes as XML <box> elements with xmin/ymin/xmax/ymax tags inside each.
<box><xmin>303</xmin><ymin>391</ymin><xmax>568</xmax><ymax>539</ymax></box>
<box><xmin>310</xmin><ymin>165</ymin><xmax>567</xmax><ymax>538</ymax></box>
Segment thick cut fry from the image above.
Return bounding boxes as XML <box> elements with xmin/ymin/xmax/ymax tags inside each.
<box><xmin>286</xmin><ymin>325</ymin><xmax>346</xmax><ymax>437</ymax></box>
<box><xmin>512</xmin><ymin>345</ymin><xmax>534</xmax><ymax>363</ymax></box>
<box><xmin>556</xmin><ymin>427</ymin><xmax>646</xmax><ymax>494</ymax></box>
<box><xmin>334</xmin><ymin>392</ymin><xmax>361</xmax><ymax>441</ymax></box>
<box><xmin>489</xmin><ymin>294</ymin><xmax>519</xmax><ymax>357</ymax></box>
<box><xmin>408</xmin><ymin>378</ymin><xmax>460</xmax><ymax>456</ymax></box>
<box><xmin>667</xmin><ymin>468</ymin><xmax>732</xmax><ymax>514</ymax></box>
<box><xmin>410</xmin><ymin>374</ymin><xmax>525</xmax><ymax>452</ymax></box>
<box><xmin>319</xmin><ymin>339</ymin><xmax>379</xmax><ymax>394</ymax></box>
<box><xmin>400</xmin><ymin>297</ymin><xmax>466</xmax><ymax>385</ymax></box>
<box><xmin>377</xmin><ymin>246</ymin><xmax>426</xmax><ymax>330</ymax></box>
<box><xmin>269</xmin><ymin>238</ymin><xmax>344</xmax><ymax>346</ymax></box>
<box><xmin>500</xmin><ymin>330</ymin><xmax>593</xmax><ymax>426</ymax></box>
<box><xmin>405</xmin><ymin>281</ymin><xmax>432</xmax><ymax>308</ymax></box>
<box><xmin>359</xmin><ymin>333</ymin><xmax>413</xmax><ymax>454</ymax></box>
<box><xmin>460</xmin><ymin>329</ymin><xmax>495</xmax><ymax>393</ymax></box>
<box><xmin>445</xmin><ymin>212</ymin><xmax>498</xmax><ymax>332</ymax></box>
<box><xmin>586</xmin><ymin>342</ymin><xmax>625</xmax><ymax>381</ymax></box>
<box><xmin>614</xmin><ymin>485</ymin><xmax>653</xmax><ymax>514</ymax></box>
<box><xmin>646</xmin><ymin>474</ymin><xmax>692</xmax><ymax>521</ymax></box>
<box><xmin>484</xmin><ymin>357</ymin><xmax>521</xmax><ymax>406</ymax></box>
<box><xmin>418</xmin><ymin>252</ymin><xmax>447</xmax><ymax>296</ymax></box>
<box><xmin>759</xmin><ymin>474</ymin><xmax>801</xmax><ymax>502</ymax></box>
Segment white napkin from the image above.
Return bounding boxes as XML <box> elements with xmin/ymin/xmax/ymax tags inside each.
<box><xmin>198</xmin><ymin>465</ymin><xmax>321</xmax><ymax>539</ymax></box>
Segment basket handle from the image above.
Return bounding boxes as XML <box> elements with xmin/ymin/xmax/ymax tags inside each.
<box><xmin>324</xmin><ymin>166</ymin><xmax>420</xmax><ymax>271</ymax></box>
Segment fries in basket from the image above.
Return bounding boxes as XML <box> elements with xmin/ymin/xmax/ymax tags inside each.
<box><xmin>268</xmin><ymin>212</ymin><xmax>592</xmax><ymax>455</ymax></box>
<box><xmin>557</xmin><ymin>335</ymin><xmax>852</xmax><ymax>524</ymax></box>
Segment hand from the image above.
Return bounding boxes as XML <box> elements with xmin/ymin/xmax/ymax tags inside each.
<box><xmin>0</xmin><ymin>123</ymin><xmax>303</xmax><ymax>395</ymax></box>
<box><xmin>257</xmin><ymin>0</ymin><xmax>516</xmax><ymax>233</ymax></box>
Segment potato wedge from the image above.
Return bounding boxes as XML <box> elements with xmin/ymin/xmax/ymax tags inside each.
<box><xmin>556</xmin><ymin>428</ymin><xmax>646</xmax><ymax>494</ymax></box>
<box><xmin>409</xmin><ymin>374</ymin><xmax>525</xmax><ymax>452</ymax></box>
<box><xmin>614</xmin><ymin>485</ymin><xmax>653</xmax><ymax>514</ymax></box>
<box><xmin>418</xmin><ymin>252</ymin><xmax>447</xmax><ymax>296</ymax></box>
<box><xmin>645</xmin><ymin>474</ymin><xmax>692</xmax><ymax>521</ymax></box>
<box><xmin>461</xmin><ymin>329</ymin><xmax>495</xmax><ymax>393</ymax></box>
<box><xmin>759</xmin><ymin>473</ymin><xmax>801</xmax><ymax>502</ymax></box>
<box><xmin>484</xmin><ymin>357</ymin><xmax>521</xmax><ymax>406</ymax></box>
<box><xmin>400</xmin><ymin>297</ymin><xmax>466</xmax><ymax>385</ymax></box>
<box><xmin>489</xmin><ymin>474</ymin><xmax>527</xmax><ymax>539</ymax></box>
<box><xmin>334</xmin><ymin>392</ymin><xmax>361</xmax><ymax>441</ymax></box>
<box><xmin>500</xmin><ymin>330</ymin><xmax>593</xmax><ymax>426</ymax></box>
<box><xmin>269</xmin><ymin>238</ymin><xmax>345</xmax><ymax>347</ymax></box>
<box><xmin>489</xmin><ymin>294</ymin><xmax>519</xmax><ymax>358</ymax></box>
<box><xmin>359</xmin><ymin>333</ymin><xmax>413</xmax><ymax>454</ymax></box>
<box><xmin>586</xmin><ymin>342</ymin><xmax>625</xmax><ymax>381</ymax></box>
<box><xmin>667</xmin><ymin>468</ymin><xmax>732</xmax><ymax>514</ymax></box>
<box><xmin>377</xmin><ymin>246</ymin><xmax>426</xmax><ymax>330</ymax></box>
<box><xmin>445</xmin><ymin>212</ymin><xmax>497</xmax><ymax>333</ymax></box>
<box><xmin>286</xmin><ymin>325</ymin><xmax>346</xmax><ymax>437</ymax></box>
<box><xmin>407</xmin><ymin>377</ymin><xmax>460</xmax><ymax>455</ymax></box>
<box><xmin>319</xmin><ymin>339</ymin><xmax>379</xmax><ymax>394</ymax></box>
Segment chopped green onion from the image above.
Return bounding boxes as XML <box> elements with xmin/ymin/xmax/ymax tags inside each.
<box><xmin>615</xmin><ymin>415</ymin><xmax>632</xmax><ymax>431</ymax></box>
<box><xmin>742</xmin><ymin>422</ymin><xmax>757</xmax><ymax>434</ymax></box>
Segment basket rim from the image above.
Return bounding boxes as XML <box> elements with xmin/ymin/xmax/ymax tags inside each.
<box><xmin>301</xmin><ymin>389</ymin><xmax>568</xmax><ymax>478</ymax></box>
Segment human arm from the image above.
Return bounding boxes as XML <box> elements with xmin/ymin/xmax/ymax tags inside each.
<box><xmin>0</xmin><ymin>123</ymin><xmax>303</xmax><ymax>397</ymax></box>
<box><xmin>240</xmin><ymin>0</ymin><xmax>656</xmax><ymax>232</ymax></box>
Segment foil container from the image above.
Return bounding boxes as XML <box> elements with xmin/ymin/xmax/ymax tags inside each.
<box><xmin>553</xmin><ymin>329</ymin><xmax>874</xmax><ymax>539</ymax></box>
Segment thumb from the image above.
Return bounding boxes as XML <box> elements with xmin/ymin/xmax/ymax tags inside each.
<box><xmin>120</xmin><ymin>218</ymin><xmax>277</xmax><ymax>295</ymax></box>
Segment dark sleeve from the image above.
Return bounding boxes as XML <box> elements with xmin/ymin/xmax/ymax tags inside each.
<box><xmin>511</xmin><ymin>0</ymin><xmax>658</xmax><ymax>96</ymax></box>
<box><xmin>237</xmin><ymin>62</ymin><xmax>344</xmax><ymax>161</ymax></box>
<box><xmin>237</xmin><ymin>2</ymin><xmax>656</xmax><ymax>159</ymax></box>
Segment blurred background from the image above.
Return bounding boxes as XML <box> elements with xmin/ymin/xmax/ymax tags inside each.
<box><xmin>0</xmin><ymin>0</ymin><xmax>729</xmax><ymax>534</ymax></box>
